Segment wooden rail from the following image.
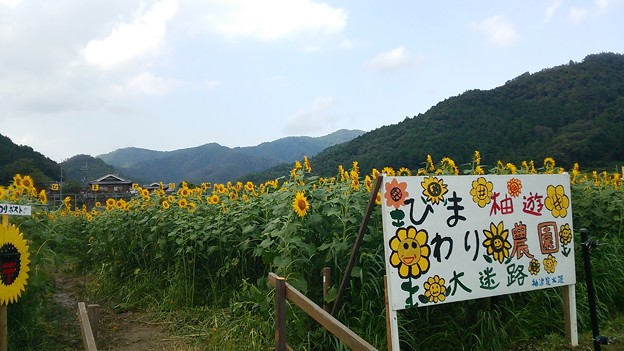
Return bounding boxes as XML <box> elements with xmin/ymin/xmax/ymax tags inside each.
<box><xmin>268</xmin><ymin>272</ymin><xmax>378</xmax><ymax>351</ymax></box>
<box><xmin>78</xmin><ymin>302</ymin><xmax>99</xmax><ymax>351</ymax></box>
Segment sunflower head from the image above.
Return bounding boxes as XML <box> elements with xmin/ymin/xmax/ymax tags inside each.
<box><xmin>292</xmin><ymin>191</ymin><xmax>309</xmax><ymax>217</ymax></box>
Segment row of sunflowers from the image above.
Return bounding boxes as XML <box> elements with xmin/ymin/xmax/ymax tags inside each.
<box><xmin>3</xmin><ymin>152</ymin><xmax>624</xmax><ymax>350</ymax></box>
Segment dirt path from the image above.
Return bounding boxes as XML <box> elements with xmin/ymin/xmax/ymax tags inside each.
<box><xmin>51</xmin><ymin>272</ymin><xmax>193</xmax><ymax>351</ymax></box>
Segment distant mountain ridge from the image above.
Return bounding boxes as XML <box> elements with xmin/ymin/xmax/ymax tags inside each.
<box><xmin>301</xmin><ymin>52</ymin><xmax>624</xmax><ymax>178</ymax></box>
<box><xmin>97</xmin><ymin>129</ymin><xmax>365</xmax><ymax>183</ymax></box>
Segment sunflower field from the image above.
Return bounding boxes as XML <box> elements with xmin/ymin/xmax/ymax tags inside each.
<box><xmin>4</xmin><ymin>153</ymin><xmax>624</xmax><ymax>350</ymax></box>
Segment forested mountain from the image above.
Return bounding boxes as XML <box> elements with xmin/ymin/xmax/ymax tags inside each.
<box><xmin>60</xmin><ymin>155</ymin><xmax>122</xmax><ymax>185</ymax></box>
<box><xmin>97</xmin><ymin>129</ymin><xmax>364</xmax><ymax>184</ymax></box>
<box><xmin>292</xmin><ymin>52</ymin><xmax>624</xmax><ymax>178</ymax></box>
<box><xmin>0</xmin><ymin>133</ymin><xmax>59</xmax><ymax>186</ymax></box>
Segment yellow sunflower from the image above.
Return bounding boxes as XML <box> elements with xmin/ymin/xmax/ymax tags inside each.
<box><xmin>12</xmin><ymin>174</ymin><xmax>23</xmax><ymax>188</ymax></box>
<box><xmin>423</xmin><ymin>275</ymin><xmax>446</xmax><ymax>303</ymax></box>
<box><xmin>21</xmin><ymin>175</ymin><xmax>34</xmax><ymax>189</ymax></box>
<box><xmin>482</xmin><ymin>221</ymin><xmax>512</xmax><ymax>264</ymax></box>
<box><xmin>559</xmin><ymin>223</ymin><xmax>572</xmax><ymax>245</ymax></box>
<box><xmin>38</xmin><ymin>189</ymin><xmax>47</xmax><ymax>205</ymax></box>
<box><xmin>421</xmin><ymin>176</ymin><xmax>448</xmax><ymax>205</ymax></box>
<box><xmin>178</xmin><ymin>187</ymin><xmax>191</xmax><ymax>197</ymax></box>
<box><xmin>544</xmin><ymin>184</ymin><xmax>570</xmax><ymax>218</ymax></box>
<box><xmin>389</xmin><ymin>226</ymin><xmax>430</xmax><ymax>279</ymax></box>
<box><xmin>543</xmin><ymin>254</ymin><xmax>557</xmax><ymax>274</ymax></box>
<box><xmin>292</xmin><ymin>191</ymin><xmax>309</xmax><ymax>217</ymax></box>
<box><xmin>0</xmin><ymin>224</ymin><xmax>30</xmax><ymax>304</ymax></box>
<box><xmin>208</xmin><ymin>194</ymin><xmax>219</xmax><ymax>204</ymax></box>
<box><xmin>470</xmin><ymin>177</ymin><xmax>494</xmax><ymax>208</ymax></box>
<box><xmin>364</xmin><ymin>175</ymin><xmax>372</xmax><ymax>192</ymax></box>
<box><xmin>398</xmin><ymin>167</ymin><xmax>412</xmax><ymax>176</ymax></box>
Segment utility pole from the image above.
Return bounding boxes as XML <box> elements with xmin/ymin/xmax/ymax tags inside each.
<box><xmin>59</xmin><ymin>166</ymin><xmax>63</xmax><ymax>207</ymax></box>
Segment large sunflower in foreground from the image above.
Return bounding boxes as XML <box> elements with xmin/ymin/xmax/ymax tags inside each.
<box><xmin>0</xmin><ymin>224</ymin><xmax>30</xmax><ymax>305</ymax></box>
<box><xmin>292</xmin><ymin>191</ymin><xmax>310</xmax><ymax>217</ymax></box>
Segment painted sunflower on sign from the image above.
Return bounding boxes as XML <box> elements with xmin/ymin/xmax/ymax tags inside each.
<box><xmin>544</xmin><ymin>184</ymin><xmax>570</xmax><ymax>218</ymax></box>
<box><xmin>470</xmin><ymin>177</ymin><xmax>494</xmax><ymax>208</ymax></box>
<box><xmin>384</xmin><ymin>178</ymin><xmax>409</xmax><ymax>209</ymax></box>
<box><xmin>482</xmin><ymin>221</ymin><xmax>512</xmax><ymax>264</ymax></box>
<box><xmin>0</xmin><ymin>224</ymin><xmax>30</xmax><ymax>305</ymax></box>
<box><xmin>420</xmin><ymin>176</ymin><xmax>448</xmax><ymax>205</ymax></box>
<box><xmin>389</xmin><ymin>226</ymin><xmax>431</xmax><ymax>279</ymax></box>
<box><xmin>423</xmin><ymin>275</ymin><xmax>446</xmax><ymax>303</ymax></box>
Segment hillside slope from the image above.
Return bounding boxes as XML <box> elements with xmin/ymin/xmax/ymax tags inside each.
<box><xmin>0</xmin><ymin>133</ymin><xmax>59</xmax><ymax>186</ymax></box>
<box><xmin>306</xmin><ymin>52</ymin><xmax>624</xmax><ymax>176</ymax></box>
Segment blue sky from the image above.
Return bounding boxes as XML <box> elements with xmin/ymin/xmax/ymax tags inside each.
<box><xmin>1</xmin><ymin>0</ymin><xmax>622</xmax><ymax>162</ymax></box>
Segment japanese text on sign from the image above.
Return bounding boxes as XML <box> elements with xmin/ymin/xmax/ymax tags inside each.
<box><xmin>381</xmin><ymin>174</ymin><xmax>575</xmax><ymax>311</ymax></box>
<box><xmin>0</xmin><ymin>204</ymin><xmax>32</xmax><ymax>216</ymax></box>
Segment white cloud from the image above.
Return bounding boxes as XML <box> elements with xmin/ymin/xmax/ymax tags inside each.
<box><xmin>568</xmin><ymin>7</ymin><xmax>588</xmax><ymax>23</ymax></box>
<box><xmin>545</xmin><ymin>0</ymin><xmax>563</xmax><ymax>20</ymax></box>
<box><xmin>472</xmin><ymin>15</ymin><xmax>518</xmax><ymax>47</ymax></box>
<box><xmin>284</xmin><ymin>96</ymin><xmax>336</xmax><ymax>134</ymax></box>
<box><xmin>205</xmin><ymin>0</ymin><xmax>347</xmax><ymax>41</ymax></box>
<box><xmin>112</xmin><ymin>72</ymin><xmax>182</xmax><ymax>96</ymax></box>
<box><xmin>83</xmin><ymin>0</ymin><xmax>178</xmax><ymax>69</ymax></box>
<box><xmin>365</xmin><ymin>46</ymin><xmax>412</xmax><ymax>72</ymax></box>
<box><xmin>0</xmin><ymin>0</ymin><xmax>22</xmax><ymax>8</ymax></box>
<box><xmin>596</xmin><ymin>0</ymin><xmax>613</xmax><ymax>14</ymax></box>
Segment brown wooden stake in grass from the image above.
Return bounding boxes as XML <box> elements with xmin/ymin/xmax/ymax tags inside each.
<box><xmin>269</xmin><ymin>273</ymin><xmax>377</xmax><ymax>350</ymax></box>
<box><xmin>331</xmin><ymin>176</ymin><xmax>383</xmax><ymax>316</ymax></box>
<box><xmin>384</xmin><ymin>275</ymin><xmax>393</xmax><ymax>351</ymax></box>
<box><xmin>274</xmin><ymin>277</ymin><xmax>286</xmax><ymax>351</ymax></box>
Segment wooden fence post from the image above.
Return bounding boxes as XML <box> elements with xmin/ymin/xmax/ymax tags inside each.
<box><xmin>275</xmin><ymin>277</ymin><xmax>286</xmax><ymax>351</ymax></box>
<box><xmin>78</xmin><ymin>302</ymin><xmax>97</xmax><ymax>351</ymax></box>
<box><xmin>87</xmin><ymin>304</ymin><xmax>100</xmax><ymax>342</ymax></box>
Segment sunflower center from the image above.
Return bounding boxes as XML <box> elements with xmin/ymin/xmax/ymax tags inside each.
<box><xmin>0</xmin><ymin>243</ymin><xmax>21</xmax><ymax>286</ymax></box>
<box><xmin>297</xmin><ymin>199</ymin><xmax>306</xmax><ymax>210</ymax></box>
<box><xmin>390</xmin><ymin>187</ymin><xmax>403</xmax><ymax>202</ymax></box>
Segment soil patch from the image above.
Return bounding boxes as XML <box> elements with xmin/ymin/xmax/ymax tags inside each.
<box><xmin>50</xmin><ymin>272</ymin><xmax>192</xmax><ymax>351</ymax></box>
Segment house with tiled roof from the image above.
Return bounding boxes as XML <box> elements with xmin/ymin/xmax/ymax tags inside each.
<box><xmin>88</xmin><ymin>174</ymin><xmax>133</xmax><ymax>194</ymax></box>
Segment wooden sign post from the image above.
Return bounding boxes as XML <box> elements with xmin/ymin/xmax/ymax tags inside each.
<box><xmin>0</xmin><ymin>204</ymin><xmax>32</xmax><ymax>351</ymax></box>
<box><xmin>380</xmin><ymin>174</ymin><xmax>577</xmax><ymax>349</ymax></box>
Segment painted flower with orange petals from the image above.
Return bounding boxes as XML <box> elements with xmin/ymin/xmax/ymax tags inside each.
<box><xmin>384</xmin><ymin>178</ymin><xmax>409</xmax><ymax>209</ymax></box>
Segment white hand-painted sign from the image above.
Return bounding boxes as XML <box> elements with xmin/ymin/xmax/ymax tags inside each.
<box><xmin>381</xmin><ymin>174</ymin><xmax>575</xmax><ymax>311</ymax></box>
<box><xmin>0</xmin><ymin>204</ymin><xmax>32</xmax><ymax>216</ymax></box>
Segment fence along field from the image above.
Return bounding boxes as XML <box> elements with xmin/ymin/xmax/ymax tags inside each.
<box><xmin>3</xmin><ymin>153</ymin><xmax>624</xmax><ymax>350</ymax></box>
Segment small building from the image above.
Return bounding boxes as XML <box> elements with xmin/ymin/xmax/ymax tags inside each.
<box><xmin>88</xmin><ymin>174</ymin><xmax>133</xmax><ymax>194</ymax></box>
